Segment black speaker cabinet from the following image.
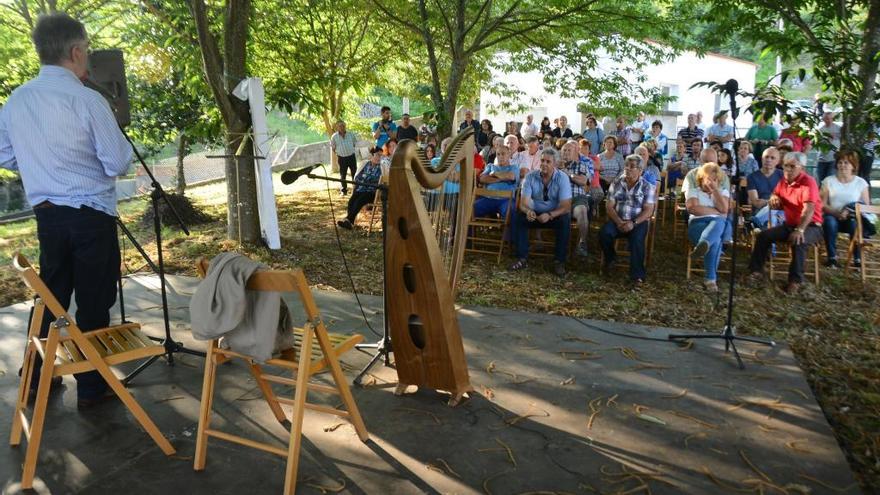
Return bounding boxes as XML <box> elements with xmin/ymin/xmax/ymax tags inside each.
<box><xmin>86</xmin><ymin>49</ymin><xmax>130</xmax><ymax>128</ymax></box>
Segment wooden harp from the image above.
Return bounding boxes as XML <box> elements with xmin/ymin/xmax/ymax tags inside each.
<box><xmin>385</xmin><ymin>128</ymin><xmax>475</xmax><ymax>404</ymax></box>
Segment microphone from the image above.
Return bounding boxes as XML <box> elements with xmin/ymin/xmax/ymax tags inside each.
<box><xmin>280</xmin><ymin>164</ymin><xmax>320</xmax><ymax>185</ymax></box>
<box><xmin>723</xmin><ymin>79</ymin><xmax>739</xmax><ymax>120</ymax></box>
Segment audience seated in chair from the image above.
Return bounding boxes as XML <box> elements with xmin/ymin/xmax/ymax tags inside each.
<box><xmin>474</xmin><ymin>144</ymin><xmax>519</xmax><ymax>219</ymax></box>
<box><xmin>687</xmin><ymin>163</ymin><xmax>731</xmax><ymax>293</ymax></box>
<box><xmin>337</xmin><ymin>147</ymin><xmax>384</xmax><ymax>230</ymax></box>
<box><xmin>747</xmin><ymin>152</ymin><xmax>824</xmax><ymax>293</ymax></box>
<box><xmin>737</xmin><ymin>139</ymin><xmax>760</xmax><ymax>177</ymax></box>
<box><xmin>599</xmin><ymin>154</ymin><xmax>657</xmax><ymax>287</ymax></box>
<box><xmin>820</xmin><ymin>149</ymin><xmax>874</xmax><ymax>268</ymax></box>
<box><xmin>559</xmin><ymin>141</ymin><xmax>593</xmax><ymax>257</ymax></box>
<box><xmin>747</xmin><ymin>147</ymin><xmax>784</xmax><ymax>230</ymax></box>
<box><xmin>633</xmin><ymin>144</ymin><xmax>661</xmax><ymax>186</ymax></box>
<box><xmin>509</xmin><ymin>148</ymin><xmax>572</xmax><ymax>277</ymax></box>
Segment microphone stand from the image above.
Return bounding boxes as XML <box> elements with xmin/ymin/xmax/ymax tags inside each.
<box><xmin>285</xmin><ymin>171</ymin><xmax>392</xmax><ymax>385</ymax></box>
<box><xmin>120</xmin><ymin>129</ymin><xmax>205</xmax><ymax>386</ymax></box>
<box><xmin>668</xmin><ymin>89</ymin><xmax>775</xmax><ymax>369</ymax></box>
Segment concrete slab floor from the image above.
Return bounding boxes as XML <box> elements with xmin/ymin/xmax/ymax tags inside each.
<box><xmin>0</xmin><ymin>274</ymin><xmax>862</xmax><ymax>494</ymax></box>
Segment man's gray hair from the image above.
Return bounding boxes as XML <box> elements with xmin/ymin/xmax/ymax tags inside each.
<box><xmin>32</xmin><ymin>13</ymin><xmax>87</xmax><ymax>65</ymax></box>
<box><xmin>786</xmin><ymin>151</ymin><xmax>807</xmax><ymax>167</ymax></box>
<box><xmin>624</xmin><ymin>154</ymin><xmax>644</xmax><ymax>170</ymax></box>
<box><xmin>540</xmin><ymin>148</ymin><xmax>559</xmax><ymax>163</ymax></box>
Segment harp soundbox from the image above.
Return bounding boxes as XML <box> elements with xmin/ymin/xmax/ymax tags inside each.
<box><xmin>386</xmin><ymin>128</ymin><xmax>475</xmax><ymax>405</ymax></box>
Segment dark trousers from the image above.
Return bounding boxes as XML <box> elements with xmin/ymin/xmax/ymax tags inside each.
<box><xmin>748</xmin><ymin>224</ymin><xmax>822</xmax><ymax>283</ymax></box>
<box><xmin>31</xmin><ymin>205</ymin><xmax>120</xmax><ymax>399</ymax></box>
<box><xmin>346</xmin><ymin>191</ymin><xmax>375</xmax><ymax>223</ymax></box>
<box><xmin>817</xmin><ymin>160</ymin><xmax>835</xmax><ymax>182</ymax></box>
<box><xmin>858</xmin><ymin>153</ymin><xmax>874</xmax><ymax>184</ymax></box>
<box><xmin>338</xmin><ymin>154</ymin><xmax>357</xmax><ymax>193</ymax></box>
<box><xmin>599</xmin><ymin>220</ymin><xmax>649</xmax><ymax>281</ymax></box>
<box><xmin>512</xmin><ymin>211</ymin><xmax>571</xmax><ymax>263</ymax></box>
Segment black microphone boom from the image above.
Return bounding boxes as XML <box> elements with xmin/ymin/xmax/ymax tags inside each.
<box><xmin>280</xmin><ymin>164</ymin><xmax>320</xmax><ymax>185</ymax></box>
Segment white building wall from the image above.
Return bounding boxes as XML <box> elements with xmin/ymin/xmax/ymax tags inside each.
<box><xmin>480</xmin><ymin>47</ymin><xmax>757</xmax><ymax>137</ymax></box>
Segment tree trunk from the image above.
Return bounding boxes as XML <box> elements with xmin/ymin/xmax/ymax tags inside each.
<box><xmin>437</xmin><ymin>58</ymin><xmax>468</xmax><ymax>141</ymax></box>
<box><xmin>175</xmin><ymin>133</ymin><xmax>189</xmax><ymax>195</ymax></box>
<box><xmin>842</xmin><ymin>0</ymin><xmax>880</xmax><ymax>150</ymax></box>
<box><xmin>224</xmin><ymin>127</ymin><xmax>261</xmax><ymax>244</ymax></box>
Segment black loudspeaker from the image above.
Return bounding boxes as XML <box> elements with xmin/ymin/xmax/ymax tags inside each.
<box><xmin>86</xmin><ymin>49</ymin><xmax>130</xmax><ymax>128</ymax></box>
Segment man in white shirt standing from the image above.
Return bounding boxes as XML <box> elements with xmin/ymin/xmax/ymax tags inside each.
<box><xmin>521</xmin><ymin>114</ymin><xmax>538</xmax><ymax>140</ymax></box>
<box><xmin>817</xmin><ymin>111</ymin><xmax>842</xmax><ymax>181</ymax></box>
<box><xmin>0</xmin><ymin>13</ymin><xmax>132</xmax><ymax>408</ymax></box>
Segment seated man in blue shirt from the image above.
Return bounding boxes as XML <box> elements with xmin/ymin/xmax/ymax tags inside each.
<box><xmin>599</xmin><ymin>154</ymin><xmax>657</xmax><ymax>287</ymax></box>
<box><xmin>0</xmin><ymin>13</ymin><xmax>134</xmax><ymax>407</ymax></box>
<box><xmin>474</xmin><ymin>144</ymin><xmax>518</xmax><ymax>219</ymax></box>
<box><xmin>509</xmin><ymin>148</ymin><xmax>572</xmax><ymax>277</ymax></box>
<box><xmin>747</xmin><ymin>146</ymin><xmax>785</xmax><ymax>229</ymax></box>
<box><xmin>337</xmin><ymin>147</ymin><xmax>384</xmax><ymax>229</ymax></box>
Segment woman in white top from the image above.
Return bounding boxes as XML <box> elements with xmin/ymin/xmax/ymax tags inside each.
<box><xmin>820</xmin><ymin>150</ymin><xmax>871</xmax><ymax>267</ymax></box>
<box><xmin>686</xmin><ymin>163</ymin><xmax>731</xmax><ymax>292</ymax></box>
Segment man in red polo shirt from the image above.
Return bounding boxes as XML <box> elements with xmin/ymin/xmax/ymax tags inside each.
<box><xmin>747</xmin><ymin>151</ymin><xmax>823</xmax><ymax>292</ymax></box>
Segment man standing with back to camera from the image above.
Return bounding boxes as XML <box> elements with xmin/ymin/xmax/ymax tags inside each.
<box><xmin>0</xmin><ymin>13</ymin><xmax>132</xmax><ymax>408</ymax></box>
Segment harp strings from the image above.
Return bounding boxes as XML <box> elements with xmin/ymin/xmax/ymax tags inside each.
<box><xmin>418</xmin><ymin>149</ymin><xmax>462</xmax><ymax>276</ymax></box>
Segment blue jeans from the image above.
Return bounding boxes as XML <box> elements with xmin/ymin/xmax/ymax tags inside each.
<box><xmin>599</xmin><ymin>220</ymin><xmax>649</xmax><ymax>281</ymax></box>
<box><xmin>473</xmin><ymin>196</ymin><xmax>511</xmax><ymax>219</ymax></box>
<box><xmin>751</xmin><ymin>206</ymin><xmax>786</xmax><ymax>230</ymax></box>
<box><xmin>822</xmin><ymin>213</ymin><xmax>857</xmax><ymax>260</ymax></box>
<box><xmin>512</xmin><ymin>211</ymin><xmax>571</xmax><ymax>263</ymax></box>
<box><xmin>688</xmin><ymin>216</ymin><xmax>726</xmax><ymax>281</ymax></box>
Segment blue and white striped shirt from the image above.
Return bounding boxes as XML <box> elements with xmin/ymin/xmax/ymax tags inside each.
<box><xmin>0</xmin><ymin>65</ymin><xmax>132</xmax><ymax>216</ymax></box>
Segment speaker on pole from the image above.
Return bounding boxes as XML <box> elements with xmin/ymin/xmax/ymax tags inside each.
<box><xmin>86</xmin><ymin>49</ymin><xmax>131</xmax><ymax>128</ymax></box>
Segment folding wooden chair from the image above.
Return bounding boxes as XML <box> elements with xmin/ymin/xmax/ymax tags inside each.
<box><xmin>9</xmin><ymin>253</ymin><xmax>175</xmax><ymax>489</ymax></box>
<box><xmin>671</xmin><ymin>178</ymin><xmax>687</xmax><ymax>243</ymax></box>
<box><xmin>193</xmin><ymin>259</ymin><xmax>368</xmax><ymax>495</ymax></box>
<box><xmin>656</xmin><ymin>170</ymin><xmax>669</xmax><ymax>225</ymax></box>
<box><xmin>602</xmin><ymin>207</ymin><xmax>657</xmax><ymax>270</ymax></box>
<box><xmin>765</xmin><ymin>210</ymin><xmax>821</xmax><ymax>286</ymax></box>
<box><xmin>366</xmin><ymin>175</ymin><xmax>389</xmax><ymax>236</ymax></box>
<box><xmin>845</xmin><ymin>203</ymin><xmax>880</xmax><ymax>283</ymax></box>
<box><xmin>466</xmin><ymin>188</ymin><xmax>514</xmax><ymax>262</ymax></box>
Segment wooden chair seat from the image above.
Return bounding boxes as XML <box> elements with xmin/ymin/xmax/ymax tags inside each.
<box><xmin>466</xmin><ymin>188</ymin><xmax>514</xmax><ymax>262</ymax></box>
<box><xmin>193</xmin><ymin>258</ymin><xmax>368</xmax><ymax>495</ymax></box>
<box><xmin>9</xmin><ymin>253</ymin><xmax>175</xmax><ymax>490</ymax></box>
<box><xmin>40</xmin><ymin>323</ymin><xmax>162</xmax><ymax>376</ymax></box>
<box><xmin>213</xmin><ymin>327</ymin><xmax>362</xmax><ymax>376</ymax></box>
<box><xmin>761</xmin><ymin>210</ymin><xmax>821</xmax><ymax>286</ymax></box>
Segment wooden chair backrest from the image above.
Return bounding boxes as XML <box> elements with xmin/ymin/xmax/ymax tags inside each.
<box><xmin>13</xmin><ymin>253</ymin><xmax>71</xmax><ymax>323</ymax></box>
<box><xmin>196</xmin><ymin>258</ymin><xmax>319</xmax><ymax>321</ymax></box>
<box><xmin>855</xmin><ymin>203</ymin><xmax>880</xmax><ymax>243</ymax></box>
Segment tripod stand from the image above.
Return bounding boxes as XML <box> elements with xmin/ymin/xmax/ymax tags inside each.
<box><xmin>668</xmin><ymin>81</ymin><xmax>775</xmax><ymax>369</ymax></box>
<box><xmin>120</xmin><ymin>130</ymin><xmax>205</xmax><ymax>386</ymax></box>
<box><xmin>280</xmin><ymin>169</ymin><xmax>391</xmax><ymax>386</ymax></box>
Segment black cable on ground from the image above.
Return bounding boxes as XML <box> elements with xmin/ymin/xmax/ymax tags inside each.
<box><xmin>319</xmin><ymin>165</ymin><xmax>382</xmax><ymax>338</ymax></box>
<box><xmin>569</xmin><ymin>316</ymin><xmax>679</xmax><ymax>343</ymax></box>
